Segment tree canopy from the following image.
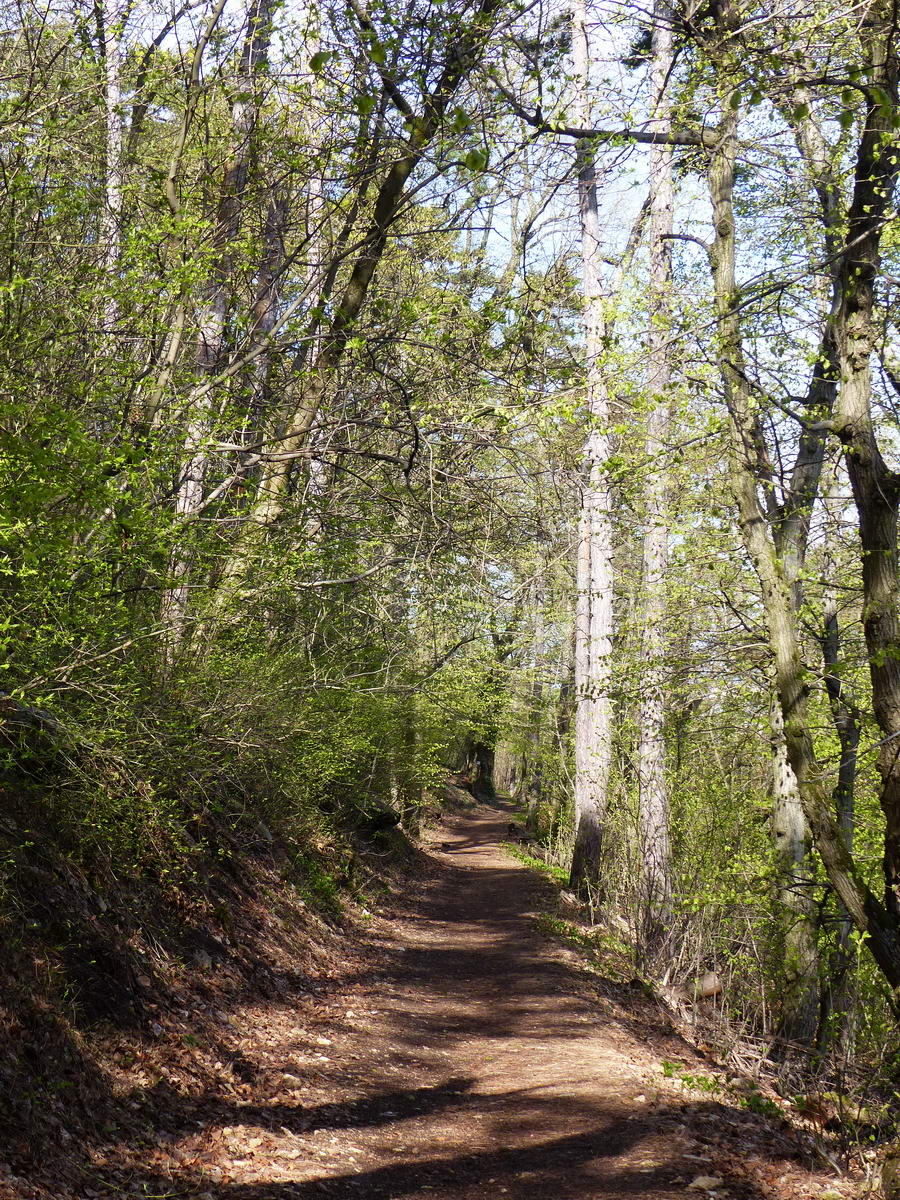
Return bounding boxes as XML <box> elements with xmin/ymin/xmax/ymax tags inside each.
<box><xmin>3</xmin><ymin>0</ymin><xmax>900</xmax><ymax>1089</ymax></box>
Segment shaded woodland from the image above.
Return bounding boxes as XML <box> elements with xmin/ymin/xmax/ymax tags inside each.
<box><xmin>3</xmin><ymin>0</ymin><xmax>900</xmax><ymax>1186</ymax></box>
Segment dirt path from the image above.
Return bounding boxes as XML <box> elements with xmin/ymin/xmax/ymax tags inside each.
<box><xmin>82</xmin><ymin>802</ymin><xmax>831</xmax><ymax>1200</ymax></box>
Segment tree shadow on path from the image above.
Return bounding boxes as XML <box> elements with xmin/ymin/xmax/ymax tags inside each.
<box><xmin>105</xmin><ymin>1100</ymin><xmax>770</xmax><ymax>1199</ymax></box>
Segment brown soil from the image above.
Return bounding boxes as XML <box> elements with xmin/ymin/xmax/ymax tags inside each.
<box><xmin>1</xmin><ymin>801</ymin><xmax>853</xmax><ymax>1200</ymax></box>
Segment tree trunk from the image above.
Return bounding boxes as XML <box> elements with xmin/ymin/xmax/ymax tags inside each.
<box><xmin>246</xmin><ymin>192</ymin><xmax>288</xmax><ymax>422</ymax></box>
<box><xmin>161</xmin><ymin>0</ymin><xmax>274</xmax><ymax>656</ymax></box>
<box><xmin>396</xmin><ymin>698</ymin><xmax>421</xmax><ymax>834</ymax></box>
<box><xmin>830</xmin><ymin>0</ymin><xmax>900</xmax><ymax>920</ymax></box>
<box><xmin>524</xmin><ymin>582</ymin><xmax>546</xmax><ymax>820</ymax></box>
<box><xmin>707</xmin><ymin>86</ymin><xmax>900</xmax><ymax>996</ymax></box>
<box><xmin>817</xmin><ymin>467</ymin><xmax>860</xmax><ymax>1046</ymax></box>
<box><xmin>570</xmin><ymin>0</ymin><xmax>615</xmax><ymax>895</ymax></box>
<box><xmin>770</xmin><ymin>697</ymin><xmax>819</xmax><ymax>1044</ymax></box>
<box><xmin>98</xmin><ymin>0</ymin><xmax>123</xmax><ymax>351</ymax></box>
<box><xmin>461</xmin><ymin>736</ymin><xmax>496</xmax><ymax>802</ymax></box>
<box><xmin>637</xmin><ymin>0</ymin><xmax>674</xmax><ymax>947</ymax></box>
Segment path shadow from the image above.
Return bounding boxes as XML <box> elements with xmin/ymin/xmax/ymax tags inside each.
<box><xmin>129</xmin><ymin>1076</ymin><xmax>477</xmax><ymax>1139</ymax></box>
<box><xmin>96</xmin><ymin>1103</ymin><xmax>770</xmax><ymax>1199</ymax></box>
<box><xmin>12</xmin><ymin>801</ymin><xmax>808</xmax><ymax>1199</ymax></box>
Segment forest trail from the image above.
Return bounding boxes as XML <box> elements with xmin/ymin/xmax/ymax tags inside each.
<box><xmin>67</xmin><ymin>802</ymin><xmax>828</xmax><ymax>1200</ymax></box>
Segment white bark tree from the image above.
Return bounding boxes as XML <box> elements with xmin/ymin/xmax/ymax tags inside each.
<box><xmin>161</xmin><ymin>0</ymin><xmax>274</xmax><ymax>655</ymax></box>
<box><xmin>99</xmin><ymin>0</ymin><xmax>124</xmax><ymax>348</ymax></box>
<box><xmin>570</xmin><ymin>0</ymin><xmax>615</xmax><ymax>892</ymax></box>
<box><xmin>636</xmin><ymin>0</ymin><xmax>674</xmax><ymax>945</ymax></box>
<box><xmin>769</xmin><ymin>696</ymin><xmax>819</xmax><ymax>1041</ymax></box>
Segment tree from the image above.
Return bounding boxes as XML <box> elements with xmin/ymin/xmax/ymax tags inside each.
<box><xmin>636</xmin><ymin>0</ymin><xmax>676</xmax><ymax>951</ymax></box>
<box><xmin>570</xmin><ymin>0</ymin><xmax>617</xmax><ymax>893</ymax></box>
<box><xmin>699</xmin><ymin>0</ymin><xmax>900</xmax><ymax>995</ymax></box>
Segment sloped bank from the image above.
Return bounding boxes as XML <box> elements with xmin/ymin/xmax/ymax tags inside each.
<box><xmin>0</xmin><ymin>743</ymin><xmax>420</xmax><ymax>1200</ymax></box>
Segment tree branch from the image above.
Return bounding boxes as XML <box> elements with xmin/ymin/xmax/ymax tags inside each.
<box><xmin>493</xmin><ymin>78</ymin><xmax>715</xmax><ymax>147</ymax></box>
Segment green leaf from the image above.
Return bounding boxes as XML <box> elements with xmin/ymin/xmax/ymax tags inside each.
<box><xmin>451</xmin><ymin>107</ymin><xmax>471</xmax><ymax>133</ymax></box>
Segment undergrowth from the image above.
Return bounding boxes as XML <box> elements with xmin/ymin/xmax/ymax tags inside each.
<box><xmin>503</xmin><ymin>842</ymin><xmax>568</xmax><ymax>884</ymax></box>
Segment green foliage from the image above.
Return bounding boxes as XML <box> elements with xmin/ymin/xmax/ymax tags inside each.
<box><xmin>505</xmin><ymin>844</ymin><xmax>569</xmax><ymax>884</ymax></box>
<box><xmin>663</xmin><ymin>1063</ymin><xmax>781</xmax><ymax>1118</ymax></box>
<box><xmin>3</xmin><ymin>0</ymin><xmax>900</xmax><ymax>1118</ymax></box>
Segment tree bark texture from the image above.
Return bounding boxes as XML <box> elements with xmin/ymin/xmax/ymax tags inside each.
<box><xmin>707</xmin><ymin>89</ymin><xmax>900</xmax><ymax>995</ymax></box>
<box><xmin>162</xmin><ymin>0</ymin><xmax>274</xmax><ymax>655</ymax></box>
<box><xmin>817</xmin><ymin>469</ymin><xmax>860</xmax><ymax>1044</ymax></box>
<box><xmin>831</xmin><ymin>0</ymin><xmax>900</xmax><ymax>921</ymax></box>
<box><xmin>99</xmin><ymin>0</ymin><xmax>124</xmax><ymax>348</ymax></box>
<box><xmin>769</xmin><ymin>697</ymin><xmax>819</xmax><ymax>1043</ymax></box>
<box><xmin>637</xmin><ymin>0</ymin><xmax>674</xmax><ymax>944</ymax></box>
<box><xmin>570</xmin><ymin>0</ymin><xmax>615</xmax><ymax>894</ymax></box>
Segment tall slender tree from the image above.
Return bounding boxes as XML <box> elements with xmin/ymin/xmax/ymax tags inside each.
<box><xmin>570</xmin><ymin>0</ymin><xmax>616</xmax><ymax>892</ymax></box>
<box><xmin>702</xmin><ymin>0</ymin><xmax>900</xmax><ymax>993</ymax></box>
<box><xmin>636</xmin><ymin>0</ymin><xmax>675</xmax><ymax>947</ymax></box>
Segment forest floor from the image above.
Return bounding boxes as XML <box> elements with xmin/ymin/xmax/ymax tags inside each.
<box><xmin>2</xmin><ymin>799</ymin><xmax>861</xmax><ymax>1200</ymax></box>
